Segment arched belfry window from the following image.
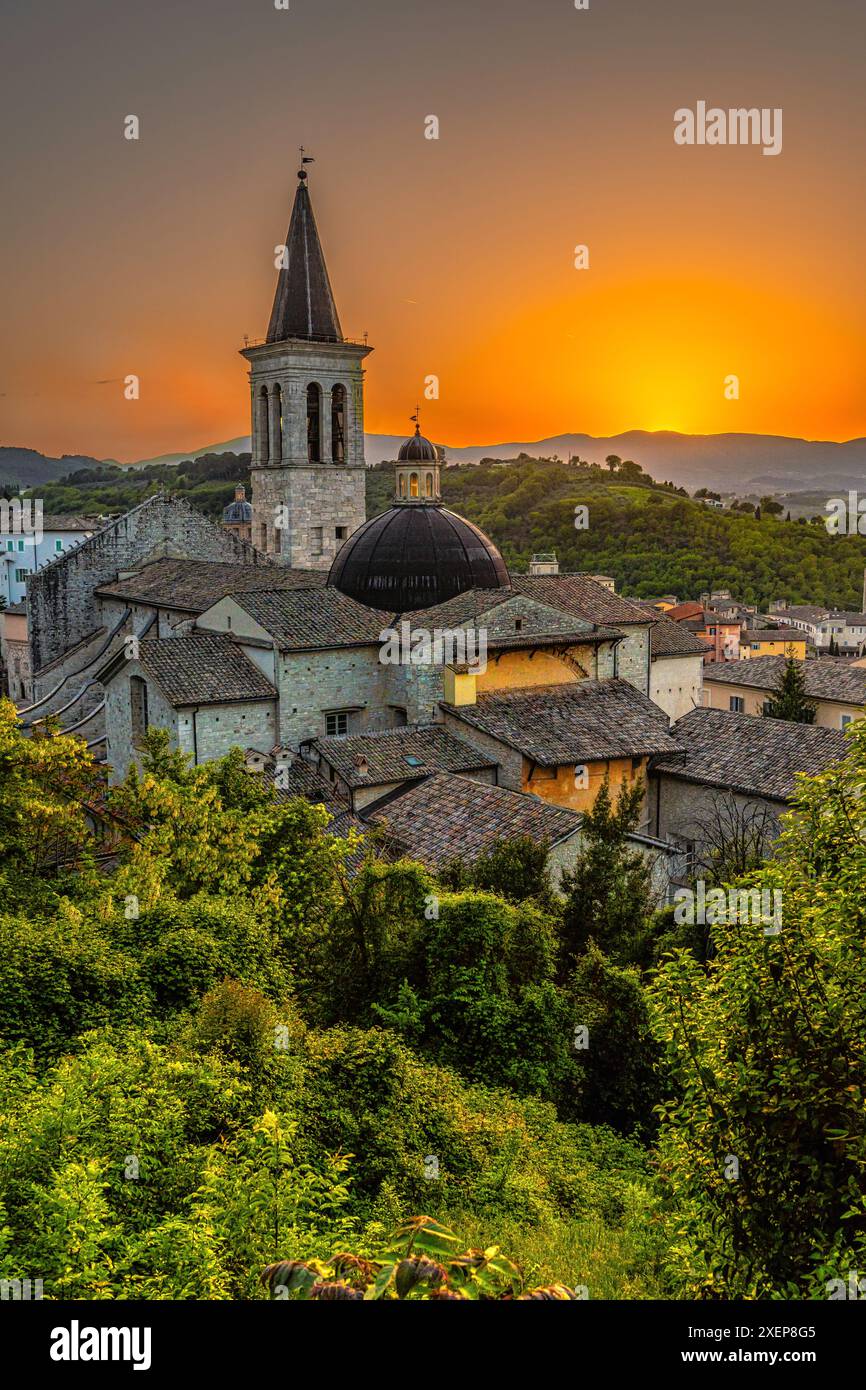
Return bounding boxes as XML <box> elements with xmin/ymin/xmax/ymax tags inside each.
<box><xmin>306</xmin><ymin>383</ymin><xmax>322</xmax><ymax>463</ymax></box>
<box><xmin>398</xmin><ymin>474</ymin><xmax>406</xmax><ymax>497</ymax></box>
<box><xmin>410</xmin><ymin>472</ymin><xmax>419</xmax><ymax>498</ymax></box>
<box><xmin>270</xmin><ymin>383</ymin><xmax>282</xmax><ymax>465</ymax></box>
<box><xmin>258</xmin><ymin>386</ymin><xmax>270</xmax><ymax>463</ymax></box>
<box><xmin>331</xmin><ymin>384</ymin><xmax>346</xmax><ymax>463</ymax></box>
<box><xmin>425</xmin><ymin>472</ymin><xmax>433</xmax><ymax>497</ymax></box>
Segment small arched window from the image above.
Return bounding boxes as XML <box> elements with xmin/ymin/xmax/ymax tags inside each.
<box><xmin>130</xmin><ymin>675</ymin><xmax>149</xmax><ymax>746</ymax></box>
<box><xmin>257</xmin><ymin>386</ymin><xmax>270</xmax><ymax>464</ymax></box>
<box><xmin>410</xmin><ymin>472</ymin><xmax>419</xmax><ymax>498</ymax></box>
<box><xmin>306</xmin><ymin>383</ymin><xmax>322</xmax><ymax>463</ymax></box>
<box><xmin>398</xmin><ymin>474</ymin><xmax>406</xmax><ymax>497</ymax></box>
<box><xmin>270</xmin><ymin>383</ymin><xmax>282</xmax><ymax>464</ymax></box>
<box><xmin>331</xmin><ymin>384</ymin><xmax>346</xmax><ymax>463</ymax></box>
<box><xmin>425</xmin><ymin>472</ymin><xmax>434</xmax><ymax>497</ymax></box>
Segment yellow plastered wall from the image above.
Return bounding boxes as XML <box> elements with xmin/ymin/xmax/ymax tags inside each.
<box><xmin>522</xmin><ymin>755</ymin><xmax>648</xmax><ymax>813</ymax></box>
<box><xmin>741</xmin><ymin>639</ymin><xmax>807</xmax><ymax>660</ymax></box>
<box><xmin>474</xmin><ymin>647</ymin><xmax>591</xmax><ymax>694</ymax></box>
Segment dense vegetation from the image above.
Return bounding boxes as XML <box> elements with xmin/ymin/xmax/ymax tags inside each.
<box><xmin>17</xmin><ymin>449</ymin><xmax>866</xmax><ymax>610</ymax></box>
<box><xmin>11</xmin><ymin>454</ymin><xmax>252</xmax><ymax>522</ymax></box>
<box><xmin>0</xmin><ymin>701</ymin><xmax>863</xmax><ymax>1300</ymax></box>
<box><xmin>400</xmin><ymin>455</ymin><xmax>866</xmax><ymax>610</ymax></box>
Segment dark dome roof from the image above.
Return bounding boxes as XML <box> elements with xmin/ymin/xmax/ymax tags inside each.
<box><xmin>328</xmin><ymin>504</ymin><xmax>510</xmax><ymax>611</ymax></box>
<box><xmin>398</xmin><ymin>431</ymin><xmax>439</xmax><ymax>462</ymax></box>
<box><xmin>223</xmin><ymin>499</ymin><xmax>253</xmax><ymax>523</ymax></box>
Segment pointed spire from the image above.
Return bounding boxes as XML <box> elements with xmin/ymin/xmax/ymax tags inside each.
<box><xmin>267</xmin><ymin>168</ymin><xmax>343</xmax><ymax>344</ymax></box>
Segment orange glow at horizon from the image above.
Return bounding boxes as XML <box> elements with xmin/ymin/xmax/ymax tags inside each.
<box><xmin>3</xmin><ymin>0</ymin><xmax>866</xmax><ymax>462</ymax></box>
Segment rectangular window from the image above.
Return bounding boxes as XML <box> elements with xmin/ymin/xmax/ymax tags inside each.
<box><xmin>326</xmin><ymin>711</ymin><xmax>349</xmax><ymax>736</ymax></box>
<box><xmin>335</xmin><ymin>526</ymin><xmax>347</xmax><ymax>541</ymax></box>
<box><xmin>5</xmin><ymin>541</ymin><xmax>12</xmax><ymax>551</ymax></box>
<box><xmin>729</xmin><ymin>696</ymin><xmax>745</xmax><ymax>713</ymax></box>
<box><xmin>841</xmin><ymin>714</ymin><xmax>854</xmax><ymax>729</ymax></box>
<box><xmin>17</xmin><ymin>540</ymin><xmax>24</xmax><ymax>552</ymax></box>
<box><xmin>14</xmin><ymin>568</ymin><xmax>27</xmax><ymax>583</ymax></box>
<box><xmin>55</xmin><ymin>539</ymin><xmax>63</xmax><ymax>552</ymax></box>
<box><xmin>310</xmin><ymin>526</ymin><xmax>323</xmax><ymax>557</ymax></box>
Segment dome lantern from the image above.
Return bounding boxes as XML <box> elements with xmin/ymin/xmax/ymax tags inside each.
<box><xmin>394</xmin><ymin>410</ymin><xmax>441</xmax><ymax>504</ymax></box>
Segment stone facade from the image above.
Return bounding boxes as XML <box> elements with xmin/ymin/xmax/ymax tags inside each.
<box><xmin>27</xmin><ymin>494</ymin><xmax>266</xmax><ymax>675</ymax></box>
<box><xmin>614</xmin><ymin>625</ymin><xmax>652</xmax><ymax>695</ymax></box>
<box><xmin>103</xmin><ymin>654</ymin><xmax>278</xmax><ymax>781</ymax></box>
<box><xmin>649</xmin><ymin>772</ymin><xmax>783</xmax><ymax>881</ymax></box>
<box><xmin>241</xmin><ymin>338</ymin><xmax>371</xmax><ymax>569</ymax></box>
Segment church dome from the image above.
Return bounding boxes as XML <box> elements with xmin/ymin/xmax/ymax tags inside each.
<box><xmin>328</xmin><ymin>504</ymin><xmax>510</xmax><ymax>612</ymax></box>
<box><xmin>223</xmin><ymin>483</ymin><xmax>252</xmax><ymax>524</ymax></box>
<box><xmin>398</xmin><ymin>430</ymin><xmax>439</xmax><ymax>462</ymax></box>
<box><xmin>223</xmin><ymin>498</ymin><xmax>253</xmax><ymax>523</ymax></box>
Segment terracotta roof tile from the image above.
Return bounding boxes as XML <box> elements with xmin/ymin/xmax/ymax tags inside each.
<box><xmin>365</xmin><ymin>770</ymin><xmax>583</xmax><ymax>868</ymax></box>
<box><xmin>137</xmin><ymin>634</ymin><xmax>277</xmax><ymax>707</ymax></box>
<box><xmin>310</xmin><ymin>724</ymin><xmax>497</xmax><ymax>787</ymax></box>
<box><xmin>703</xmin><ymin>656</ymin><xmax>866</xmax><ymax>704</ymax></box>
<box><xmin>96</xmin><ymin>558</ymin><xmax>321</xmax><ymax>612</ymax></box>
<box><xmin>654</xmin><ymin>706</ymin><xmax>849</xmax><ymax>800</ymax></box>
<box><xmin>442</xmin><ymin>679</ymin><xmax>680</xmax><ymax>764</ymax></box>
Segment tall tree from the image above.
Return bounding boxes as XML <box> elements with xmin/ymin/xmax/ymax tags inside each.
<box><xmin>762</xmin><ymin>656</ymin><xmax>816</xmax><ymax>723</ymax></box>
<box><xmin>558</xmin><ymin>777</ymin><xmax>656</xmax><ymax>969</ymax></box>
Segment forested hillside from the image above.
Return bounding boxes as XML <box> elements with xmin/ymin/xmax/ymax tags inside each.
<box><xmin>1</xmin><ymin>705</ymin><xmax>864</xmax><ymax>1300</ymax></box>
<box><xmin>379</xmin><ymin>457</ymin><xmax>866</xmax><ymax>610</ymax></box>
<box><xmin>13</xmin><ymin>451</ymin><xmax>866</xmax><ymax>610</ymax></box>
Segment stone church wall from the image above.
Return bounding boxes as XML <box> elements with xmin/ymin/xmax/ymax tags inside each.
<box><xmin>27</xmin><ymin>495</ymin><xmax>266</xmax><ymax>674</ymax></box>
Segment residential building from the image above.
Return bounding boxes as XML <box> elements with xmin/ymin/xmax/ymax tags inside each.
<box><xmin>633</xmin><ymin>605</ymin><xmax>707</xmax><ymax>719</ymax></box>
<box><xmin>0</xmin><ymin>600</ymin><xmax>31</xmax><ymax>702</ymax></box>
<box><xmin>702</xmin><ymin>656</ymin><xmax>866</xmax><ymax>730</ymax></box>
<box><xmin>817</xmin><ymin>611</ymin><xmax>866</xmax><ymax>656</ymax></box>
<box><xmin>740</xmin><ymin>629</ymin><xmax>808</xmax><ymax>660</ymax></box>
<box><xmin>650</xmin><ymin>707</ymin><xmax>849</xmax><ymax>877</ymax></box>
<box><xmin>667</xmin><ymin>601</ymin><xmax>740</xmax><ymax>662</ymax></box>
<box><xmin>1</xmin><ymin>514</ymin><xmax>97</xmax><ymax>606</ymax></box>
<box><xmin>440</xmin><ymin>677</ymin><xmax>681</xmax><ymax>821</ymax></box>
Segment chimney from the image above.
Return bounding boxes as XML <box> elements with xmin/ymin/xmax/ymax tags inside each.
<box><xmin>354</xmin><ymin>754</ymin><xmax>369</xmax><ymax>778</ymax></box>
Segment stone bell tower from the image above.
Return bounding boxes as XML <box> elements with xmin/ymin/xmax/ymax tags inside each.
<box><xmin>241</xmin><ymin>165</ymin><xmax>372</xmax><ymax>569</ymax></box>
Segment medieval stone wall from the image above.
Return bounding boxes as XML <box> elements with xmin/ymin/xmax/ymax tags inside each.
<box><xmin>27</xmin><ymin>495</ymin><xmax>265</xmax><ymax>674</ymax></box>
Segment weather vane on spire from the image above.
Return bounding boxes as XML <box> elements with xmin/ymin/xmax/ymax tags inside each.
<box><xmin>411</xmin><ymin>404</ymin><xmax>421</xmax><ymax>433</ymax></box>
<box><xmin>297</xmin><ymin>147</ymin><xmax>315</xmax><ymax>180</ymax></box>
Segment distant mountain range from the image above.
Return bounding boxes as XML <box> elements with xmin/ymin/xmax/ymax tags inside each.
<box><xmin>0</xmin><ymin>447</ymin><xmax>117</xmax><ymax>487</ymax></box>
<box><xmin>5</xmin><ymin>431</ymin><xmax>866</xmax><ymax>496</ymax></box>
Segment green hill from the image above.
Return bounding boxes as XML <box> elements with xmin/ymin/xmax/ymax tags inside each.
<box><xmin>14</xmin><ymin>449</ymin><xmax>866</xmax><ymax>611</ymax></box>
<box><xmin>369</xmin><ymin>456</ymin><xmax>864</xmax><ymax>611</ymax></box>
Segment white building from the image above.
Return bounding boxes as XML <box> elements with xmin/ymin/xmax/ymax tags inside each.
<box><xmin>1</xmin><ymin>513</ymin><xmax>97</xmax><ymax>606</ymax></box>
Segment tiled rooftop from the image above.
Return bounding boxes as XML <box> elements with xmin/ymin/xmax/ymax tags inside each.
<box><xmin>364</xmin><ymin>770</ymin><xmax>583</xmax><ymax>868</ymax></box>
<box><xmin>654</xmin><ymin>706</ymin><xmax>850</xmax><ymax>801</ymax></box>
<box><xmin>442</xmin><ymin>678</ymin><xmax>680</xmax><ymax>764</ymax></box>
<box><xmin>309</xmin><ymin>724</ymin><xmax>497</xmax><ymax>787</ymax></box>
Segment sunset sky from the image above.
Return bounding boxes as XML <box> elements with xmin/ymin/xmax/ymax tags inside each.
<box><xmin>3</xmin><ymin>0</ymin><xmax>865</xmax><ymax>462</ymax></box>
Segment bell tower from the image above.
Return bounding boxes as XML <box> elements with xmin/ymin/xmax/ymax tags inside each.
<box><xmin>241</xmin><ymin>163</ymin><xmax>372</xmax><ymax>569</ymax></box>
